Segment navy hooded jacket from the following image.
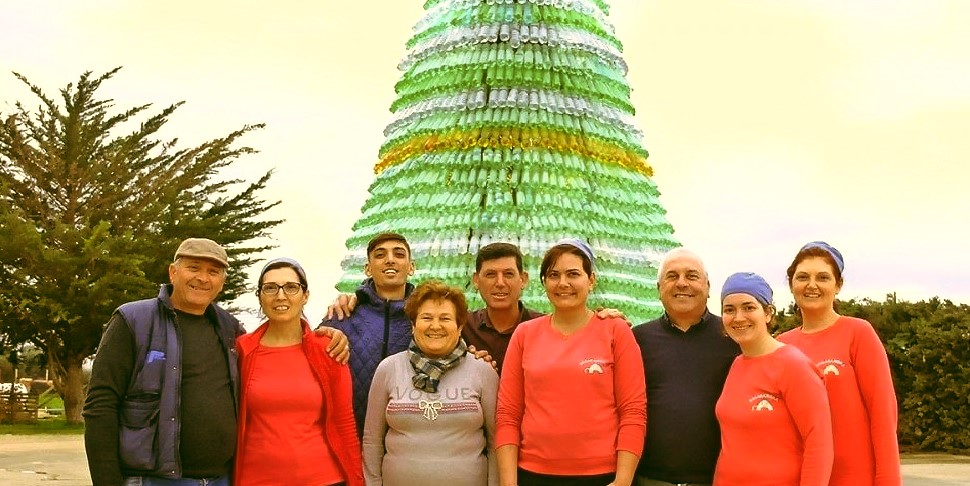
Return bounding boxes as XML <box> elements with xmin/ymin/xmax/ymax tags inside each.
<box><xmin>322</xmin><ymin>279</ymin><xmax>414</xmax><ymax>438</ymax></box>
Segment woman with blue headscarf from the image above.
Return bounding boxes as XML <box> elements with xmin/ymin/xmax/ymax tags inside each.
<box><xmin>778</xmin><ymin>242</ymin><xmax>901</xmax><ymax>485</ymax></box>
<box><xmin>495</xmin><ymin>239</ymin><xmax>646</xmax><ymax>486</ymax></box>
<box><xmin>714</xmin><ymin>272</ymin><xmax>832</xmax><ymax>486</ymax></box>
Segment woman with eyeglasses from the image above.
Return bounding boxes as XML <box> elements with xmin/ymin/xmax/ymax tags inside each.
<box><xmin>234</xmin><ymin>258</ymin><xmax>364</xmax><ymax>486</ymax></box>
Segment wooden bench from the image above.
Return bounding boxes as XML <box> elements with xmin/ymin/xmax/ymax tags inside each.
<box><xmin>0</xmin><ymin>390</ymin><xmax>38</xmax><ymax>423</ymax></box>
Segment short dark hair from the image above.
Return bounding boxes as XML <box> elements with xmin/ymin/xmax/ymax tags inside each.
<box><xmin>475</xmin><ymin>242</ymin><xmax>524</xmax><ymax>272</ymax></box>
<box><xmin>367</xmin><ymin>232</ymin><xmax>411</xmax><ymax>259</ymax></box>
<box><xmin>404</xmin><ymin>280</ymin><xmax>469</xmax><ymax>329</ymax></box>
<box><xmin>540</xmin><ymin>243</ymin><xmax>593</xmax><ymax>281</ymax></box>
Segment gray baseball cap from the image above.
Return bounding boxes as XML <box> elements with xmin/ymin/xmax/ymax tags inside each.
<box><xmin>173</xmin><ymin>238</ymin><xmax>229</xmax><ymax>268</ymax></box>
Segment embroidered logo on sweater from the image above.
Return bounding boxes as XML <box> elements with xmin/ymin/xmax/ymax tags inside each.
<box><xmin>580</xmin><ymin>358</ymin><xmax>607</xmax><ymax>374</ymax></box>
<box><xmin>418</xmin><ymin>400</ymin><xmax>442</xmax><ymax>421</ymax></box>
<box><xmin>754</xmin><ymin>400</ymin><xmax>774</xmax><ymax>411</ymax></box>
<box><xmin>816</xmin><ymin>359</ymin><xmax>846</xmax><ymax>376</ymax></box>
<box><xmin>748</xmin><ymin>393</ymin><xmax>779</xmax><ymax>412</ymax></box>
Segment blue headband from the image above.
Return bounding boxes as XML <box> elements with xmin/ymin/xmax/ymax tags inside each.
<box><xmin>259</xmin><ymin>257</ymin><xmax>308</xmax><ymax>285</ymax></box>
<box><xmin>800</xmin><ymin>241</ymin><xmax>844</xmax><ymax>272</ymax></box>
<box><xmin>556</xmin><ymin>238</ymin><xmax>596</xmax><ymax>270</ymax></box>
<box><xmin>720</xmin><ymin>272</ymin><xmax>773</xmax><ymax>305</ymax></box>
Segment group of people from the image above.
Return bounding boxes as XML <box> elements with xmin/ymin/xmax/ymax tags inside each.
<box><xmin>82</xmin><ymin>234</ymin><xmax>901</xmax><ymax>486</ymax></box>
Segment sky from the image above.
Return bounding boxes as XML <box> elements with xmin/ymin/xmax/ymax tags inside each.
<box><xmin>2</xmin><ymin>0</ymin><xmax>968</xmax><ymax>327</ymax></box>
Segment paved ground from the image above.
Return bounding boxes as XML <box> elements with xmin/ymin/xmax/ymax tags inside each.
<box><xmin>0</xmin><ymin>435</ymin><xmax>90</xmax><ymax>485</ymax></box>
<box><xmin>1</xmin><ymin>434</ymin><xmax>969</xmax><ymax>485</ymax></box>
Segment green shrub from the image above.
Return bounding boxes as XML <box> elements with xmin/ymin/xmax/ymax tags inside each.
<box><xmin>884</xmin><ymin>300</ymin><xmax>970</xmax><ymax>451</ymax></box>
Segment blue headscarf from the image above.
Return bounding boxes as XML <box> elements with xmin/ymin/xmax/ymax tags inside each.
<box><xmin>800</xmin><ymin>241</ymin><xmax>845</xmax><ymax>272</ymax></box>
<box><xmin>556</xmin><ymin>237</ymin><xmax>596</xmax><ymax>271</ymax></box>
<box><xmin>721</xmin><ymin>272</ymin><xmax>773</xmax><ymax>305</ymax></box>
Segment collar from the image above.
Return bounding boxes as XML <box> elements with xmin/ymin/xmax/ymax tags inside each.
<box><xmin>478</xmin><ymin>301</ymin><xmax>532</xmax><ymax>333</ymax></box>
<box><xmin>660</xmin><ymin>309</ymin><xmax>713</xmax><ymax>333</ymax></box>
<box><xmin>355</xmin><ymin>278</ymin><xmax>415</xmax><ymax>305</ymax></box>
<box><xmin>237</xmin><ymin>318</ymin><xmax>313</xmax><ymax>354</ymax></box>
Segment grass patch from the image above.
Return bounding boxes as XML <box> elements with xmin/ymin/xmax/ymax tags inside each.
<box><xmin>37</xmin><ymin>388</ymin><xmax>64</xmax><ymax>409</ymax></box>
<box><xmin>0</xmin><ymin>416</ymin><xmax>84</xmax><ymax>435</ymax></box>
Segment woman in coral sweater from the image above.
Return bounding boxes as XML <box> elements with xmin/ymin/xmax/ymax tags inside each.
<box><xmin>715</xmin><ymin>272</ymin><xmax>833</xmax><ymax>486</ymax></box>
<box><xmin>235</xmin><ymin>258</ymin><xmax>363</xmax><ymax>486</ymax></box>
<box><xmin>777</xmin><ymin>242</ymin><xmax>901</xmax><ymax>485</ymax></box>
<box><xmin>496</xmin><ymin>239</ymin><xmax>646</xmax><ymax>486</ymax></box>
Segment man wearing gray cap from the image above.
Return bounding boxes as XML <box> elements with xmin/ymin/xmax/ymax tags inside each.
<box><xmin>83</xmin><ymin>238</ymin><xmax>244</xmax><ymax>486</ymax></box>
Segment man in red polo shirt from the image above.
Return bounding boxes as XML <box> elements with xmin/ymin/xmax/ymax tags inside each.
<box><xmin>460</xmin><ymin>242</ymin><xmax>543</xmax><ymax>373</ymax></box>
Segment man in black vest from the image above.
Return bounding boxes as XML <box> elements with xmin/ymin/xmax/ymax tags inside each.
<box><xmin>84</xmin><ymin>238</ymin><xmax>239</xmax><ymax>486</ymax></box>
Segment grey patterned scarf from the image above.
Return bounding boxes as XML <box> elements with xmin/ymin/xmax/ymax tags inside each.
<box><xmin>408</xmin><ymin>337</ymin><xmax>468</xmax><ymax>393</ymax></box>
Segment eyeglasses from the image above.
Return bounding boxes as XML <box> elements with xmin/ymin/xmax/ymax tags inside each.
<box><xmin>259</xmin><ymin>282</ymin><xmax>305</xmax><ymax>295</ymax></box>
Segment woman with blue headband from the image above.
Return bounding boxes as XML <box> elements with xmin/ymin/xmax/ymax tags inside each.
<box><xmin>714</xmin><ymin>272</ymin><xmax>833</xmax><ymax>486</ymax></box>
<box><xmin>234</xmin><ymin>258</ymin><xmax>363</xmax><ymax>486</ymax></box>
<box><xmin>778</xmin><ymin>242</ymin><xmax>901</xmax><ymax>485</ymax></box>
<box><xmin>496</xmin><ymin>239</ymin><xmax>646</xmax><ymax>486</ymax></box>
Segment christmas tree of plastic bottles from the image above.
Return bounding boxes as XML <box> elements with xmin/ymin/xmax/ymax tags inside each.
<box><xmin>335</xmin><ymin>0</ymin><xmax>679</xmax><ymax>323</ymax></box>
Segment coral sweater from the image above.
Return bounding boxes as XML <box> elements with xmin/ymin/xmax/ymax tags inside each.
<box><xmin>714</xmin><ymin>344</ymin><xmax>833</xmax><ymax>486</ymax></box>
<box><xmin>496</xmin><ymin>315</ymin><xmax>646</xmax><ymax>476</ymax></box>
<box><xmin>778</xmin><ymin>316</ymin><xmax>901</xmax><ymax>486</ymax></box>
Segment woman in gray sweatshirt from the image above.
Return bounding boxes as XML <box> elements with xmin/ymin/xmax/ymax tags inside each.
<box><xmin>362</xmin><ymin>280</ymin><xmax>499</xmax><ymax>486</ymax></box>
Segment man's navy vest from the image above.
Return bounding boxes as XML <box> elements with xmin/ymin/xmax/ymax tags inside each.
<box><xmin>115</xmin><ymin>284</ymin><xmax>240</xmax><ymax>478</ymax></box>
